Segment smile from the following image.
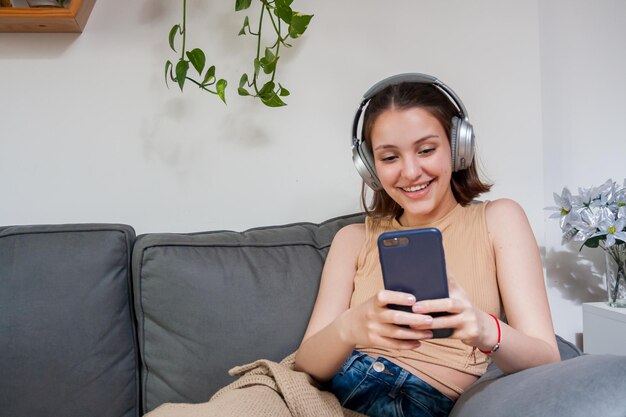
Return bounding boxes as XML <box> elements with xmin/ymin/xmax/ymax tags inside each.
<box><xmin>401</xmin><ymin>180</ymin><xmax>433</xmax><ymax>193</ymax></box>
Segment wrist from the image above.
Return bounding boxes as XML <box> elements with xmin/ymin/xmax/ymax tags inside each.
<box><xmin>336</xmin><ymin>309</ymin><xmax>356</xmax><ymax>346</ymax></box>
<box><xmin>477</xmin><ymin>313</ymin><xmax>501</xmax><ymax>355</ymax></box>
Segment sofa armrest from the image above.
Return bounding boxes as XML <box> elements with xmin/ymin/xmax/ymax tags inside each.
<box><xmin>450</xmin><ymin>335</ymin><xmax>626</xmax><ymax>417</ymax></box>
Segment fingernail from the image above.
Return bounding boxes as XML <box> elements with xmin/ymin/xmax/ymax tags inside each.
<box><xmin>424</xmin><ymin>316</ymin><xmax>433</xmax><ymax>324</ymax></box>
<box><xmin>407</xmin><ymin>295</ymin><xmax>416</xmax><ymax>303</ymax></box>
<box><xmin>412</xmin><ymin>304</ymin><xmax>422</xmax><ymax>312</ymax></box>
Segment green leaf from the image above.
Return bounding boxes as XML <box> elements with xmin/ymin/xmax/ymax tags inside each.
<box><xmin>262</xmin><ymin>60</ymin><xmax>278</xmax><ymax>75</ymax></box>
<box><xmin>582</xmin><ymin>235</ymin><xmax>605</xmax><ymax>250</ymax></box>
<box><xmin>238</xmin><ymin>16</ymin><xmax>250</xmax><ymax>36</ymax></box>
<box><xmin>165</xmin><ymin>60</ymin><xmax>173</xmax><ymax>88</ymax></box>
<box><xmin>239</xmin><ymin>73</ymin><xmax>249</xmax><ymax>88</ymax></box>
<box><xmin>186</xmin><ymin>48</ymin><xmax>206</xmax><ymax>75</ymax></box>
<box><xmin>235</xmin><ymin>0</ymin><xmax>252</xmax><ymax>11</ymax></box>
<box><xmin>259</xmin><ymin>47</ymin><xmax>278</xmax><ymax>74</ymax></box>
<box><xmin>258</xmin><ymin>81</ymin><xmax>287</xmax><ymax>106</ymax></box>
<box><xmin>274</xmin><ymin>0</ymin><xmax>293</xmax><ymax>24</ymax></box>
<box><xmin>278</xmin><ymin>84</ymin><xmax>290</xmax><ymax>96</ymax></box>
<box><xmin>202</xmin><ymin>65</ymin><xmax>216</xmax><ymax>86</ymax></box>
<box><xmin>169</xmin><ymin>24</ymin><xmax>181</xmax><ymax>52</ymax></box>
<box><xmin>258</xmin><ymin>81</ymin><xmax>276</xmax><ymax>99</ymax></box>
<box><xmin>261</xmin><ymin>91</ymin><xmax>287</xmax><ymax>107</ymax></box>
<box><xmin>253</xmin><ymin>58</ymin><xmax>261</xmax><ymax>77</ymax></box>
<box><xmin>264</xmin><ymin>47</ymin><xmax>276</xmax><ymax>62</ymax></box>
<box><xmin>288</xmin><ymin>13</ymin><xmax>313</xmax><ymax>38</ymax></box>
<box><xmin>175</xmin><ymin>59</ymin><xmax>189</xmax><ymax>91</ymax></box>
<box><xmin>238</xmin><ymin>73</ymin><xmax>250</xmax><ymax>96</ymax></box>
<box><xmin>275</xmin><ymin>0</ymin><xmax>293</xmax><ymax>8</ymax></box>
<box><xmin>216</xmin><ymin>79</ymin><xmax>228</xmax><ymax>104</ymax></box>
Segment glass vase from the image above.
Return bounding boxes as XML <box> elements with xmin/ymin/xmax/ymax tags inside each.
<box><xmin>604</xmin><ymin>243</ymin><xmax>626</xmax><ymax>308</ymax></box>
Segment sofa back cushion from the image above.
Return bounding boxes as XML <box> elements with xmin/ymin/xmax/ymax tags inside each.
<box><xmin>0</xmin><ymin>224</ymin><xmax>139</xmax><ymax>417</ymax></box>
<box><xmin>132</xmin><ymin>214</ymin><xmax>364</xmax><ymax>413</ymax></box>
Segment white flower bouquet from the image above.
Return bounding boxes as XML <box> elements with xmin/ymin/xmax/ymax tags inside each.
<box><xmin>547</xmin><ymin>178</ymin><xmax>626</xmax><ymax>306</ymax></box>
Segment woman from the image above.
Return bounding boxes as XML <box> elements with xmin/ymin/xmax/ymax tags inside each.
<box><xmin>294</xmin><ymin>73</ymin><xmax>560</xmax><ymax>417</ymax></box>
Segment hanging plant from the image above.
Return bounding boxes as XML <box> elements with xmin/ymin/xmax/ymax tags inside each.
<box><xmin>165</xmin><ymin>0</ymin><xmax>313</xmax><ymax>107</ymax></box>
<box><xmin>165</xmin><ymin>0</ymin><xmax>228</xmax><ymax>103</ymax></box>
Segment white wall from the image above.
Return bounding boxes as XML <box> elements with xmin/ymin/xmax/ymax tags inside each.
<box><xmin>0</xmin><ymin>0</ymin><xmax>543</xmax><ymax>232</ymax></box>
<box><xmin>2</xmin><ymin>0</ymin><xmax>620</xmax><ymax>345</ymax></box>
<box><xmin>539</xmin><ymin>0</ymin><xmax>626</xmax><ymax>347</ymax></box>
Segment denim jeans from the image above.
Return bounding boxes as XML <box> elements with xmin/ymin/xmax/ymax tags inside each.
<box><xmin>328</xmin><ymin>350</ymin><xmax>455</xmax><ymax>417</ymax></box>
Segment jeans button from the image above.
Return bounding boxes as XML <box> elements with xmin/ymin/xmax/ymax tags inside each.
<box><xmin>373</xmin><ymin>362</ymin><xmax>385</xmax><ymax>373</ymax></box>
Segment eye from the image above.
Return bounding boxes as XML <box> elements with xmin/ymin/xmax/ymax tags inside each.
<box><xmin>418</xmin><ymin>147</ymin><xmax>436</xmax><ymax>155</ymax></box>
<box><xmin>380</xmin><ymin>155</ymin><xmax>398</xmax><ymax>163</ymax></box>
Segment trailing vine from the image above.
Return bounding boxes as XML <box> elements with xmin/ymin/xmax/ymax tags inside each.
<box><xmin>165</xmin><ymin>0</ymin><xmax>313</xmax><ymax>107</ymax></box>
<box><xmin>165</xmin><ymin>0</ymin><xmax>228</xmax><ymax>103</ymax></box>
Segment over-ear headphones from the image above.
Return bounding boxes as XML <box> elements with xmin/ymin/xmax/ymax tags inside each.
<box><xmin>351</xmin><ymin>73</ymin><xmax>475</xmax><ymax>191</ymax></box>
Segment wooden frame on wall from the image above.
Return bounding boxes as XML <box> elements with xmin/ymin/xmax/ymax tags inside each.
<box><xmin>0</xmin><ymin>0</ymin><xmax>96</xmax><ymax>33</ymax></box>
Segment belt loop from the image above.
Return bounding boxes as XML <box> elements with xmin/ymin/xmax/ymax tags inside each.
<box><xmin>340</xmin><ymin>350</ymin><xmax>365</xmax><ymax>374</ymax></box>
<box><xmin>388</xmin><ymin>369</ymin><xmax>409</xmax><ymax>399</ymax></box>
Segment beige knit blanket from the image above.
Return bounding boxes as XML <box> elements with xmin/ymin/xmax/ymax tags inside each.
<box><xmin>144</xmin><ymin>353</ymin><xmax>366</xmax><ymax>417</ymax></box>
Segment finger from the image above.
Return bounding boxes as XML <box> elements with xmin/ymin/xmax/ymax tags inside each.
<box><xmin>412</xmin><ymin>297</ymin><xmax>459</xmax><ymax>314</ymax></box>
<box><xmin>374</xmin><ymin>290</ymin><xmax>416</xmax><ymax>308</ymax></box>
<box><xmin>383</xmin><ymin>309</ymin><xmax>434</xmax><ymax>328</ymax></box>
<box><xmin>427</xmin><ymin>314</ymin><xmax>459</xmax><ymax>330</ymax></box>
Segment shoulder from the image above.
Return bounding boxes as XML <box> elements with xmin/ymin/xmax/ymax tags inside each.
<box><xmin>485</xmin><ymin>198</ymin><xmax>526</xmax><ymax>220</ymax></box>
<box><xmin>331</xmin><ymin>223</ymin><xmax>366</xmax><ymax>252</ymax></box>
<box><xmin>323</xmin><ymin>223</ymin><xmax>366</xmax><ymax>277</ymax></box>
<box><xmin>485</xmin><ymin>198</ymin><xmax>532</xmax><ymax>242</ymax></box>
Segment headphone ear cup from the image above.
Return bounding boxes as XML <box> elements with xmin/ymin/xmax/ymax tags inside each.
<box><xmin>450</xmin><ymin>116</ymin><xmax>475</xmax><ymax>172</ymax></box>
<box><xmin>352</xmin><ymin>141</ymin><xmax>382</xmax><ymax>190</ymax></box>
<box><xmin>450</xmin><ymin>116</ymin><xmax>460</xmax><ymax>172</ymax></box>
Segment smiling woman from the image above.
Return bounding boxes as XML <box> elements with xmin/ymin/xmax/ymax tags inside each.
<box><xmin>370</xmin><ymin>107</ymin><xmax>458</xmax><ymax>227</ymax></box>
<box><xmin>292</xmin><ymin>73</ymin><xmax>561</xmax><ymax>416</ymax></box>
<box><xmin>359</xmin><ymin>78</ymin><xmax>491</xmax><ymax>220</ymax></box>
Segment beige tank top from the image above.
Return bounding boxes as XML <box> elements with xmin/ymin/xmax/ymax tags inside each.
<box><xmin>350</xmin><ymin>202</ymin><xmax>502</xmax><ymax>394</ymax></box>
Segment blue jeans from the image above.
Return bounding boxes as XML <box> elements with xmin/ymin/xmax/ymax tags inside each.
<box><xmin>328</xmin><ymin>350</ymin><xmax>455</xmax><ymax>417</ymax></box>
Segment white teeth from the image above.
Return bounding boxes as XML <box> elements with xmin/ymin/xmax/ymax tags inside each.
<box><xmin>402</xmin><ymin>182</ymin><xmax>430</xmax><ymax>192</ymax></box>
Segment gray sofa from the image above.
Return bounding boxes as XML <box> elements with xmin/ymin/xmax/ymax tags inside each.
<box><xmin>2</xmin><ymin>214</ymin><xmax>626</xmax><ymax>417</ymax></box>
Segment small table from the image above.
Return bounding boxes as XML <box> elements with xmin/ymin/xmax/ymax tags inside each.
<box><xmin>582</xmin><ymin>302</ymin><xmax>626</xmax><ymax>355</ymax></box>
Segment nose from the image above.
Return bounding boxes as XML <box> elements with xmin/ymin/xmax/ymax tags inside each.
<box><xmin>401</xmin><ymin>156</ymin><xmax>422</xmax><ymax>180</ymax></box>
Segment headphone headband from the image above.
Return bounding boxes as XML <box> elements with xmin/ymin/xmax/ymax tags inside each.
<box><xmin>363</xmin><ymin>73</ymin><xmax>469</xmax><ymax>119</ymax></box>
<box><xmin>351</xmin><ymin>73</ymin><xmax>475</xmax><ymax>190</ymax></box>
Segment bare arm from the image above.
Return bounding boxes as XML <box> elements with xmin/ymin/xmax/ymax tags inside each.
<box><xmin>413</xmin><ymin>199</ymin><xmax>560</xmax><ymax>373</ymax></box>
<box><xmin>293</xmin><ymin>224</ymin><xmax>363</xmax><ymax>380</ymax></box>
<box><xmin>484</xmin><ymin>199</ymin><xmax>560</xmax><ymax>372</ymax></box>
<box><xmin>294</xmin><ymin>223</ymin><xmax>433</xmax><ymax>381</ymax></box>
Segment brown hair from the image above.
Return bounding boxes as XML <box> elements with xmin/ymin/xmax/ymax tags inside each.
<box><xmin>360</xmin><ymin>82</ymin><xmax>491</xmax><ymax>218</ymax></box>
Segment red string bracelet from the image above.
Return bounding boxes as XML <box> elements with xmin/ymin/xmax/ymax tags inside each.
<box><xmin>478</xmin><ymin>314</ymin><xmax>501</xmax><ymax>355</ymax></box>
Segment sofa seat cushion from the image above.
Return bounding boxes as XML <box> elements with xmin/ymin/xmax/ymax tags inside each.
<box><xmin>132</xmin><ymin>214</ymin><xmax>364</xmax><ymax>413</ymax></box>
<box><xmin>0</xmin><ymin>224</ymin><xmax>139</xmax><ymax>417</ymax></box>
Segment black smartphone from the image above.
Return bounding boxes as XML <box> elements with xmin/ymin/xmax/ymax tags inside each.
<box><xmin>377</xmin><ymin>228</ymin><xmax>452</xmax><ymax>338</ymax></box>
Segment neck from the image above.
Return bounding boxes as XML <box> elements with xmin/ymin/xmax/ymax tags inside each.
<box><xmin>398</xmin><ymin>193</ymin><xmax>458</xmax><ymax>228</ymax></box>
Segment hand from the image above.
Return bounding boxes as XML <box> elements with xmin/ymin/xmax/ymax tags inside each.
<box><xmin>411</xmin><ymin>277</ymin><xmax>497</xmax><ymax>350</ymax></box>
<box><xmin>340</xmin><ymin>290</ymin><xmax>434</xmax><ymax>350</ymax></box>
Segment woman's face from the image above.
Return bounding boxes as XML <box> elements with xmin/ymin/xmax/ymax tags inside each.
<box><xmin>370</xmin><ymin>107</ymin><xmax>458</xmax><ymax>226</ymax></box>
